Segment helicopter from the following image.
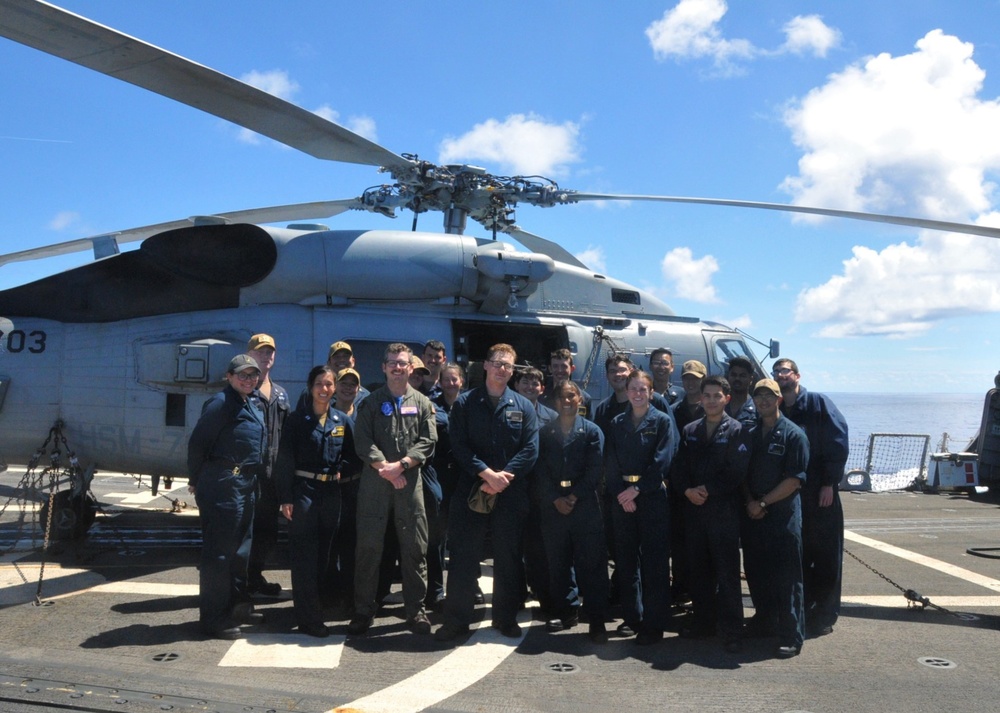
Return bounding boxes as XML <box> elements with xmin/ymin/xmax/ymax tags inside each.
<box><xmin>3</xmin><ymin>0</ymin><xmax>1000</xmax><ymax>535</ymax></box>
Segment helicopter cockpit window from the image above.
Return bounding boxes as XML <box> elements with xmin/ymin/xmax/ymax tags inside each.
<box><xmin>712</xmin><ymin>338</ymin><xmax>757</xmax><ymax>375</ymax></box>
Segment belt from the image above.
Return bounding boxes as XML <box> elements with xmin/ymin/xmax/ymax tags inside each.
<box><xmin>622</xmin><ymin>474</ymin><xmax>641</xmax><ymax>483</ymax></box>
<box><xmin>294</xmin><ymin>469</ymin><xmax>337</xmax><ymax>483</ymax></box>
<box><xmin>559</xmin><ymin>480</ymin><xmax>573</xmax><ymax>488</ymax></box>
<box><xmin>340</xmin><ymin>473</ymin><xmax>361</xmax><ymax>484</ymax></box>
<box><xmin>208</xmin><ymin>459</ymin><xmax>253</xmax><ymax>475</ymax></box>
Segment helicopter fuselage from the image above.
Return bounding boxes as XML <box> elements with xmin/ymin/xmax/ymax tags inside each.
<box><xmin>0</xmin><ymin>224</ymin><xmax>762</xmax><ymax>477</ymax></box>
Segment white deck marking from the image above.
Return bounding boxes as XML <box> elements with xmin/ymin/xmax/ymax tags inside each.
<box><xmin>0</xmin><ymin>565</ymin><xmax>105</xmax><ymax>605</ymax></box>
<box><xmin>220</xmin><ymin>632</ymin><xmax>345</xmax><ymax>668</ymax></box>
<box><xmin>104</xmin><ymin>481</ymin><xmax>188</xmax><ymax>505</ymax></box>
<box><xmin>845</xmin><ymin>529</ymin><xmax>1000</xmax><ymax>592</ymax></box>
<box><xmin>330</xmin><ymin>611</ymin><xmax>535</xmax><ymax>713</ymax></box>
<box><xmin>843</xmin><ymin>595</ymin><xmax>1000</xmax><ymax>607</ymax></box>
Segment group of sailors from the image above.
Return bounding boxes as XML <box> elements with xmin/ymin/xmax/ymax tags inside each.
<box><xmin>187</xmin><ymin>335</ymin><xmax>849</xmax><ymax>660</ymax></box>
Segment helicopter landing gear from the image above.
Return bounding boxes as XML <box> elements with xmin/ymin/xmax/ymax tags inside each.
<box><xmin>39</xmin><ymin>489</ymin><xmax>97</xmax><ymax>541</ymax></box>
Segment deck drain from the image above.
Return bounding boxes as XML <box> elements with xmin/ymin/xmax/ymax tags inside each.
<box><xmin>545</xmin><ymin>662</ymin><xmax>579</xmax><ymax>674</ymax></box>
<box><xmin>152</xmin><ymin>652</ymin><xmax>180</xmax><ymax>662</ymax></box>
<box><xmin>918</xmin><ymin>656</ymin><xmax>957</xmax><ymax>669</ymax></box>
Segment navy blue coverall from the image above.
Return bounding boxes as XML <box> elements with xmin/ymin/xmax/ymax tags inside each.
<box><xmin>248</xmin><ymin>382</ymin><xmax>289</xmax><ymax>589</ymax></box>
<box><xmin>524</xmin><ymin>401</ymin><xmax>561</xmax><ymax>613</ymax></box>
<box><xmin>275</xmin><ymin>405</ymin><xmax>359</xmax><ymax>630</ymax></box>
<box><xmin>187</xmin><ymin>385</ymin><xmax>266</xmax><ymax>633</ymax></box>
<box><xmin>671</xmin><ymin>413</ymin><xmax>751</xmax><ymax>638</ymax></box>
<box><xmin>781</xmin><ymin>386</ymin><xmax>849</xmax><ymax>632</ymax></box>
<box><xmin>605</xmin><ymin>405</ymin><xmax>677</xmax><ymax>633</ymax></box>
<box><xmin>742</xmin><ymin>415</ymin><xmax>809</xmax><ymax>648</ymax></box>
<box><xmin>444</xmin><ymin>386</ymin><xmax>539</xmax><ymax>630</ymax></box>
<box><xmin>537</xmin><ymin>415</ymin><xmax>609</xmax><ymax>623</ymax></box>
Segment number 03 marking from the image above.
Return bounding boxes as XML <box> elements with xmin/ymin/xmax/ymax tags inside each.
<box><xmin>0</xmin><ymin>329</ymin><xmax>47</xmax><ymax>354</ymax></box>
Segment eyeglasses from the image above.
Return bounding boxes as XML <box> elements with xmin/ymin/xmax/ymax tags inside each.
<box><xmin>234</xmin><ymin>371</ymin><xmax>260</xmax><ymax>381</ymax></box>
<box><xmin>488</xmin><ymin>360</ymin><xmax>515</xmax><ymax>371</ymax></box>
<box><xmin>384</xmin><ymin>360</ymin><xmax>412</xmax><ymax>368</ymax></box>
<box><xmin>772</xmin><ymin>367</ymin><xmax>794</xmax><ymax>376</ymax></box>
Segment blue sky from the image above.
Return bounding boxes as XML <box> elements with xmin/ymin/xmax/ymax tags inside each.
<box><xmin>3</xmin><ymin>0</ymin><xmax>1000</xmax><ymax>393</ymax></box>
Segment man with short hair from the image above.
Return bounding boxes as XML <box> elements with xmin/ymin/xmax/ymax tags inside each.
<box><xmin>349</xmin><ymin>344</ymin><xmax>438</xmax><ymax>636</ymax></box>
<box><xmin>725</xmin><ymin>356</ymin><xmax>757</xmax><ymax>428</ymax></box>
<box><xmin>742</xmin><ymin>378</ymin><xmax>809</xmax><ymax>658</ymax></box>
<box><xmin>333</xmin><ymin>368</ymin><xmax>361</xmax><ymax>418</ymax></box>
<box><xmin>421</xmin><ymin>340</ymin><xmax>447</xmax><ymax>400</ymax></box>
<box><xmin>514</xmin><ymin>367</ymin><xmax>559</xmax><ymax>426</ymax></box>
<box><xmin>295</xmin><ymin>340</ymin><xmax>370</xmax><ymax>412</ymax></box>
<box><xmin>773</xmin><ymin>358</ymin><xmax>849</xmax><ymax>638</ymax></box>
<box><xmin>649</xmin><ymin>347</ymin><xmax>682</xmax><ymax>406</ymax></box>
<box><xmin>672</xmin><ymin>359</ymin><xmax>706</xmax><ymax>433</ymax></box>
<box><xmin>435</xmin><ymin>344</ymin><xmax>540</xmax><ymax>642</ymax></box>
<box><xmin>671</xmin><ymin>376</ymin><xmax>751</xmax><ymax>652</ymax></box>
<box><xmin>541</xmin><ymin>348</ymin><xmax>592</xmax><ymax>418</ymax></box>
<box><xmin>328</xmin><ymin>341</ymin><xmax>371</xmax><ymax>404</ymax></box>
<box><xmin>246</xmin><ymin>334</ymin><xmax>290</xmax><ymax>597</ymax></box>
<box><xmin>408</xmin><ymin>356</ymin><xmax>431</xmax><ymax>393</ymax></box>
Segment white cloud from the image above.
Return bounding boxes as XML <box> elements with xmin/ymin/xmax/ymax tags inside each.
<box><xmin>781</xmin><ymin>30</ymin><xmax>1000</xmax><ymax>220</ymax></box>
<box><xmin>313</xmin><ymin>105</ymin><xmax>378</xmax><ymax>141</ymax></box>
<box><xmin>780</xmin><ymin>15</ymin><xmax>841</xmax><ymax>58</ymax></box>
<box><xmin>645</xmin><ymin>0</ymin><xmax>754</xmax><ymax>71</ymax></box>
<box><xmin>438</xmin><ymin>113</ymin><xmax>582</xmax><ymax>176</ymax></box>
<box><xmin>232</xmin><ymin>72</ymin><xmax>379</xmax><ymax>144</ymax></box>
<box><xmin>795</xmin><ymin>225</ymin><xmax>1000</xmax><ymax>338</ymax></box>
<box><xmin>575</xmin><ymin>245</ymin><xmax>607</xmax><ymax>273</ymax></box>
<box><xmin>782</xmin><ymin>31</ymin><xmax>1000</xmax><ymax>337</ymax></box>
<box><xmin>48</xmin><ymin>210</ymin><xmax>81</xmax><ymax>231</ymax></box>
<box><xmin>240</xmin><ymin>70</ymin><xmax>300</xmax><ymax>100</ymax></box>
<box><xmin>236</xmin><ymin>70</ymin><xmax>301</xmax><ymax>144</ymax></box>
<box><xmin>345</xmin><ymin>115</ymin><xmax>378</xmax><ymax>142</ymax></box>
<box><xmin>645</xmin><ymin>1</ymin><xmax>839</xmax><ymax>73</ymax></box>
<box><xmin>717</xmin><ymin>313</ymin><xmax>752</xmax><ymax>329</ymax></box>
<box><xmin>661</xmin><ymin>246</ymin><xmax>720</xmax><ymax>303</ymax></box>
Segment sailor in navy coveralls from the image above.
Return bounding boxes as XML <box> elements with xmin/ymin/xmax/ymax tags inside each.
<box><xmin>605</xmin><ymin>369</ymin><xmax>677</xmax><ymax>645</ymax></box>
<box><xmin>741</xmin><ymin>377</ymin><xmax>810</xmax><ymax>658</ymax></box>
<box><xmin>275</xmin><ymin>365</ymin><xmax>360</xmax><ymax>637</ymax></box>
<box><xmin>187</xmin><ymin>354</ymin><xmax>267</xmax><ymax>639</ymax></box>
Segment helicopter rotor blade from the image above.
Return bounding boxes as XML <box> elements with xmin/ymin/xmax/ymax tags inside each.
<box><xmin>567</xmin><ymin>193</ymin><xmax>1000</xmax><ymax>241</ymax></box>
<box><xmin>505</xmin><ymin>227</ymin><xmax>589</xmax><ymax>269</ymax></box>
<box><xmin>0</xmin><ymin>199</ymin><xmax>363</xmax><ymax>267</ymax></box>
<box><xmin>0</xmin><ymin>0</ymin><xmax>408</xmax><ymax>169</ymax></box>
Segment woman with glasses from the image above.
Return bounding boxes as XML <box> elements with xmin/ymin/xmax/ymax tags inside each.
<box><xmin>604</xmin><ymin>369</ymin><xmax>677</xmax><ymax>645</ymax></box>
<box><xmin>275</xmin><ymin>365</ymin><xmax>360</xmax><ymax>637</ymax></box>
<box><xmin>187</xmin><ymin>354</ymin><xmax>268</xmax><ymax>640</ymax></box>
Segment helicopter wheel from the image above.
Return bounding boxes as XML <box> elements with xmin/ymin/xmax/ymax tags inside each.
<box><xmin>39</xmin><ymin>490</ymin><xmax>97</xmax><ymax>541</ymax></box>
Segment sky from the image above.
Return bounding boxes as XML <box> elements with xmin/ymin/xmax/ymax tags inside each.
<box><xmin>3</xmin><ymin>0</ymin><xmax>1000</xmax><ymax>393</ymax></box>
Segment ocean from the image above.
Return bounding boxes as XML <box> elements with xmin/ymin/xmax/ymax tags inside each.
<box><xmin>825</xmin><ymin>391</ymin><xmax>988</xmax><ymax>490</ymax></box>
<box><xmin>829</xmin><ymin>392</ymin><xmax>986</xmax><ymax>451</ymax></box>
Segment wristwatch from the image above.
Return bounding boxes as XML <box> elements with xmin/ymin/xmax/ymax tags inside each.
<box><xmin>758</xmin><ymin>500</ymin><xmax>768</xmax><ymax>511</ymax></box>
<box><xmin>401</xmin><ymin>457</ymin><xmax>412</xmax><ymax>470</ymax></box>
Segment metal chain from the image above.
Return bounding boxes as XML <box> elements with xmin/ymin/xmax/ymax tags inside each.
<box><xmin>578</xmin><ymin>326</ymin><xmax>629</xmax><ymax>391</ymax></box>
<box><xmin>844</xmin><ymin>546</ymin><xmax>968</xmax><ymax>619</ymax></box>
